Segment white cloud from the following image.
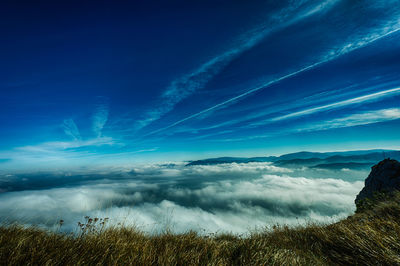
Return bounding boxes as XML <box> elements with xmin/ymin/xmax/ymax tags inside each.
<box><xmin>92</xmin><ymin>99</ymin><xmax>109</xmax><ymax>138</ymax></box>
<box><xmin>17</xmin><ymin>137</ymin><xmax>115</xmax><ymax>152</ymax></box>
<box><xmin>0</xmin><ymin>162</ymin><xmax>365</xmax><ymax>234</ymax></box>
<box><xmin>182</xmin><ymin>162</ymin><xmax>292</xmax><ymax>175</ymax></box>
<box><xmin>298</xmin><ymin>108</ymin><xmax>400</xmax><ymax>132</ymax></box>
<box><xmin>62</xmin><ymin>119</ymin><xmax>81</xmax><ymax>140</ymax></box>
<box><xmin>210</xmin><ymin>107</ymin><xmax>400</xmax><ymax>143</ymax></box>
<box><xmin>0</xmin><ymin>96</ymin><xmax>119</xmax><ymax>170</ymax></box>
<box><xmin>0</xmin><ymin>137</ymin><xmax>117</xmax><ymax>171</ymax></box>
<box><xmin>271</xmin><ymin>88</ymin><xmax>400</xmax><ymax>122</ymax></box>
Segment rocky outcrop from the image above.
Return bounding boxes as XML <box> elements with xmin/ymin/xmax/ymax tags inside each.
<box><xmin>355</xmin><ymin>159</ymin><xmax>400</xmax><ymax>204</ymax></box>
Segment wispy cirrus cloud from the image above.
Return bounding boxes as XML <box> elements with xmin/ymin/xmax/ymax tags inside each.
<box><xmin>0</xmin><ymin>137</ymin><xmax>118</xmax><ymax>171</ymax></box>
<box><xmin>92</xmin><ymin>98</ymin><xmax>109</xmax><ymax>138</ymax></box>
<box><xmin>239</xmin><ymin>87</ymin><xmax>400</xmax><ymax>129</ymax></box>
<box><xmin>298</xmin><ymin>108</ymin><xmax>400</xmax><ymax>132</ymax></box>
<box><xmin>149</xmin><ymin>83</ymin><xmax>372</xmax><ymax>137</ymax></box>
<box><xmin>62</xmin><ymin>119</ymin><xmax>81</xmax><ymax>140</ymax></box>
<box><xmin>16</xmin><ymin>138</ymin><xmax>116</xmax><ymax>153</ymax></box>
<box><xmin>147</xmin><ymin>15</ymin><xmax>400</xmax><ymax>136</ymax></box>
<box><xmin>135</xmin><ymin>0</ymin><xmax>340</xmax><ymax>132</ymax></box>
<box><xmin>0</xmin><ymin>96</ymin><xmax>117</xmax><ymax>170</ymax></box>
<box><xmin>269</xmin><ymin>88</ymin><xmax>400</xmax><ymax>122</ymax></box>
<box><xmin>212</xmin><ymin>107</ymin><xmax>400</xmax><ymax>143</ymax></box>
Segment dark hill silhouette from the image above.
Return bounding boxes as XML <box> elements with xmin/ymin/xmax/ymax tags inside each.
<box><xmin>355</xmin><ymin>158</ymin><xmax>400</xmax><ymax>204</ymax></box>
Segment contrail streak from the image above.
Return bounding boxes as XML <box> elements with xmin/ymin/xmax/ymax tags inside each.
<box><xmin>135</xmin><ymin>0</ymin><xmax>340</xmax><ymax>132</ymax></box>
<box><xmin>145</xmin><ymin>27</ymin><xmax>400</xmax><ymax>136</ymax></box>
<box><xmin>271</xmin><ymin>87</ymin><xmax>400</xmax><ymax>121</ymax></box>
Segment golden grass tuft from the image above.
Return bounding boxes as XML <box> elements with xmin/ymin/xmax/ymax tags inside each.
<box><xmin>1</xmin><ymin>192</ymin><xmax>400</xmax><ymax>265</ymax></box>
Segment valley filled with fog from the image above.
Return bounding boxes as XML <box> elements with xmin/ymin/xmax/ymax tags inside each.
<box><xmin>0</xmin><ymin>159</ymin><xmax>367</xmax><ymax>234</ymax></box>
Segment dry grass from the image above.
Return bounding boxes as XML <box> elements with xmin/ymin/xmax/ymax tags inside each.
<box><xmin>1</xmin><ymin>193</ymin><xmax>400</xmax><ymax>265</ymax></box>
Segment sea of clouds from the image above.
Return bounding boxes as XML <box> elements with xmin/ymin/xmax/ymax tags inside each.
<box><xmin>0</xmin><ymin>162</ymin><xmax>366</xmax><ymax>234</ymax></box>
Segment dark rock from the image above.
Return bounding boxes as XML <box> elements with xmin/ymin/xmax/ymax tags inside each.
<box><xmin>355</xmin><ymin>159</ymin><xmax>400</xmax><ymax>204</ymax></box>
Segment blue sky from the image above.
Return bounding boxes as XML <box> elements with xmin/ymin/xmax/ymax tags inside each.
<box><xmin>1</xmin><ymin>0</ymin><xmax>400</xmax><ymax>170</ymax></box>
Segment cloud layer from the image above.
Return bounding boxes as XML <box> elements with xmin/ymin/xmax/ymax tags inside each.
<box><xmin>0</xmin><ymin>162</ymin><xmax>364</xmax><ymax>234</ymax></box>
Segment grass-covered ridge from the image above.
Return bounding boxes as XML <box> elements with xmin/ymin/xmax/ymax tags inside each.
<box><xmin>1</xmin><ymin>192</ymin><xmax>400</xmax><ymax>265</ymax></box>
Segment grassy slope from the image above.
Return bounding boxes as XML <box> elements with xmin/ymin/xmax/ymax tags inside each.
<box><xmin>1</xmin><ymin>193</ymin><xmax>400</xmax><ymax>265</ymax></box>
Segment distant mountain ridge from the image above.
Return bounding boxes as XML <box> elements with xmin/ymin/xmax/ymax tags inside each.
<box><xmin>186</xmin><ymin>156</ymin><xmax>276</xmax><ymax>166</ymax></box>
<box><xmin>186</xmin><ymin>150</ymin><xmax>400</xmax><ymax>170</ymax></box>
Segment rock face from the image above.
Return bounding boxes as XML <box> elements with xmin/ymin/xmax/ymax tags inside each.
<box><xmin>355</xmin><ymin>159</ymin><xmax>400</xmax><ymax>204</ymax></box>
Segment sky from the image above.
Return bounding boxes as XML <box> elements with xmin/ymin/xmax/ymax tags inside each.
<box><xmin>1</xmin><ymin>0</ymin><xmax>400</xmax><ymax>170</ymax></box>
